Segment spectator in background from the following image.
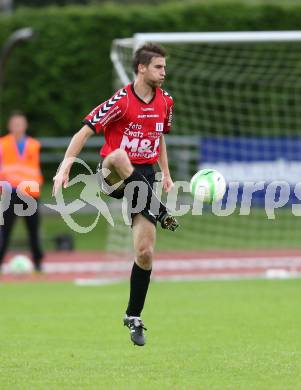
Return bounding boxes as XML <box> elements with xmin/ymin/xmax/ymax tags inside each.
<box><xmin>0</xmin><ymin>111</ymin><xmax>44</xmax><ymax>272</ymax></box>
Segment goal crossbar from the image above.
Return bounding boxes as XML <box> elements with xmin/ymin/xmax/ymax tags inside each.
<box><xmin>111</xmin><ymin>31</ymin><xmax>301</xmax><ymax>85</ymax></box>
<box><xmin>133</xmin><ymin>31</ymin><xmax>301</xmax><ymax>46</ymax></box>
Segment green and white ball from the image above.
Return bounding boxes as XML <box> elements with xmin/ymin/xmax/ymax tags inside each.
<box><xmin>9</xmin><ymin>254</ymin><xmax>33</xmax><ymax>275</ymax></box>
<box><xmin>190</xmin><ymin>169</ymin><xmax>226</xmax><ymax>203</ymax></box>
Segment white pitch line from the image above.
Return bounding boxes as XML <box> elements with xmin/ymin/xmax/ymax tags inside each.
<box><xmin>74</xmin><ymin>278</ymin><xmax>125</xmax><ymax>286</ymax></box>
<box><xmin>3</xmin><ymin>256</ymin><xmax>301</xmax><ymax>275</ymax></box>
<box><xmin>74</xmin><ymin>271</ymin><xmax>301</xmax><ymax>286</ymax></box>
<box><xmin>154</xmin><ymin>271</ymin><xmax>301</xmax><ymax>282</ymax></box>
<box><xmin>16</xmin><ymin>257</ymin><xmax>301</xmax><ymax>273</ymax></box>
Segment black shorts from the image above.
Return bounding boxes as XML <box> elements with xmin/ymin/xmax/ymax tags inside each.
<box><xmin>96</xmin><ymin>161</ymin><xmax>157</xmax><ymax>226</ymax></box>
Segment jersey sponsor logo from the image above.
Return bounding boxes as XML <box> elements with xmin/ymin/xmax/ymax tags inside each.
<box><xmin>124</xmin><ymin>122</ymin><xmax>143</xmax><ymax>138</ymax></box>
<box><xmin>120</xmin><ymin>135</ymin><xmax>160</xmax><ymax>156</ymax></box>
<box><xmin>101</xmin><ymin>108</ymin><xmax>122</xmax><ymax>126</ymax></box>
<box><xmin>148</xmin><ymin>131</ymin><xmax>160</xmax><ymax>139</ymax></box>
<box><xmin>91</xmin><ymin>89</ymin><xmax>127</xmax><ymax>125</ymax></box>
<box><xmin>128</xmin><ymin>122</ymin><xmax>142</xmax><ymax>130</ymax></box>
<box><xmin>137</xmin><ymin>114</ymin><xmax>159</xmax><ymax>119</ymax></box>
<box><xmin>156</xmin><ymin>122</ymin><xmax>164</xmax><ymax>132</ymax></box>
<box><xmin>141</xmin><ymin>107</ymin><xmax>154</xmax><ymax>111</ymax></box>
<box><xmin>124</xmin><ymin>128</ymin><xmax>143</xmax><ymax>138</ymax></box>
<box><xmin>167</xmin><ymin>106</ymin><xmax>173</xmax><ymax>127</ymax></box>
<box><xmin>128</xmin><ymin>151</ymin><xmax>157</xmax><ymax>159</ymax></box>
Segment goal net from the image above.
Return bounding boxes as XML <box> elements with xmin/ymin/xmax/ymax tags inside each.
<box><xmin>110</xmin><ymin>32</ymin><xmax>301</xmax><ymax>252</ymax></box>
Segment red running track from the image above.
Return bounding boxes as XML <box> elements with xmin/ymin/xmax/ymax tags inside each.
<box><xmin>1</xmin><ymin>249</ymin><xmax>301</xmax><ymax>283</ymax></box>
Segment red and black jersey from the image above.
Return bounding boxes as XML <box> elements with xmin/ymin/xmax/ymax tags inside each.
<box><xmin>83</xmin><ymin>83</ymin><xmax>174</xmax><ymax>165</ymax></box>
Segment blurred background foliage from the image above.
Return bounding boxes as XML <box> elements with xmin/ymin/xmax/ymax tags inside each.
<box><xmin>11</xmin><ymin>0</ymin><xmax>301</xmax><ymax>7</ymax></box>
<box><xmin>0</xmin><ymin>1</ymin><xmax>301</xmax><ymax>135</ymax></box>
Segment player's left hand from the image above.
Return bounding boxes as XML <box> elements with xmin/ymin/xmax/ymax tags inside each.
<box><xmin>162</xmin><ymin>174</ymin><xmax>174</xmax><ymax>193</ymax></box>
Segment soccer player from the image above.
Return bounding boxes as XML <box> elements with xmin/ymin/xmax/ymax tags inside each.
<box><xmin>53</xmin><ymin>43</ymin><xmax>178</xmax><ymax>346</ymax></box>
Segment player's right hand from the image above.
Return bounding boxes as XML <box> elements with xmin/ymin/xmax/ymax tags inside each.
<box><xmin>52</xmin><ymin>171</ymin><xmax>69</xmax><ymax>196</ymax></box>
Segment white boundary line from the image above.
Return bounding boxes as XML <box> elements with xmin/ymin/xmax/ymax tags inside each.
<box><xmin>3</xmin><ymin>256</ymin><xmax>301</xmax><ymax>274</ymax></box>
<box><xmin>74</xmin><ymin>271</ymin><xmax>301</xmax><ymax>286</ymax></box>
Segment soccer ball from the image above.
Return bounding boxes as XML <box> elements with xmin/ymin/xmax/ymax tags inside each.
<box><xmin>9</xmin><ymin>254</ymin><xmax>33</xmax><ymax>275</ymax></box>
<box><xmin>190</xmin><ymin>169</ymin><xmax>226</xmax><ymax>203</ymax></box>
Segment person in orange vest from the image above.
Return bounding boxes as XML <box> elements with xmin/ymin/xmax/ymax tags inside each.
<box><xmin>0</xmin><ymin>111</ymin><xmax>44</xmax><ymax>272</ymax></box>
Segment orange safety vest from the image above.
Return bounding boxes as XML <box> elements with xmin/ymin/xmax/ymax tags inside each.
<box><xmin>0</xmin><ymin>134</ymin><xmax>43</xmax><ymax>198</ymax></box>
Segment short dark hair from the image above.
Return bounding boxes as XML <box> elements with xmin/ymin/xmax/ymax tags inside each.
<box><xmin>133</xmin><ymin>43</ymin><xmax>166</xmax><ymax>74</ymax></box>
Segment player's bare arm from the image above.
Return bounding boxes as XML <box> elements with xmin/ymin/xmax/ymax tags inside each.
<box><xmin>52</xmin><ymin>125</ymin><xmax>94</xmax><ymax>196</ymax></box>
<box><xmin>158</xmin><ymin>135</ymin><xmax>174</xmax><ymax>192</ymax></box>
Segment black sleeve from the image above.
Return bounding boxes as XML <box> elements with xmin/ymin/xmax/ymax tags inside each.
<box><xmin>82</xmin><ymin>119</ymin><xmax>97</xmax><ymax>133</ymax></box>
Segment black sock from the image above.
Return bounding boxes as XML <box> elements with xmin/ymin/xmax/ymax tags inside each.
<box><xmin>32</xmin><ymin>251</ymin><xmax>44</xmax><ymax>270</ymax></box>
<box><xmin>124</xmin><ymin>169</ymin><xmax>166</xmax><ymax>218</ymax></box>
<box><xmin>126</xmin><ymin>262</ymin><xmax>152</xmax><ymax>317</ymax></box>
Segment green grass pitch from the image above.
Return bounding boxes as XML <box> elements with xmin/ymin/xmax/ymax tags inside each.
<box><xmin>1</xmin><ymin>279</ymin><xmax>301</xmax><ymax>389</ymax></box>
